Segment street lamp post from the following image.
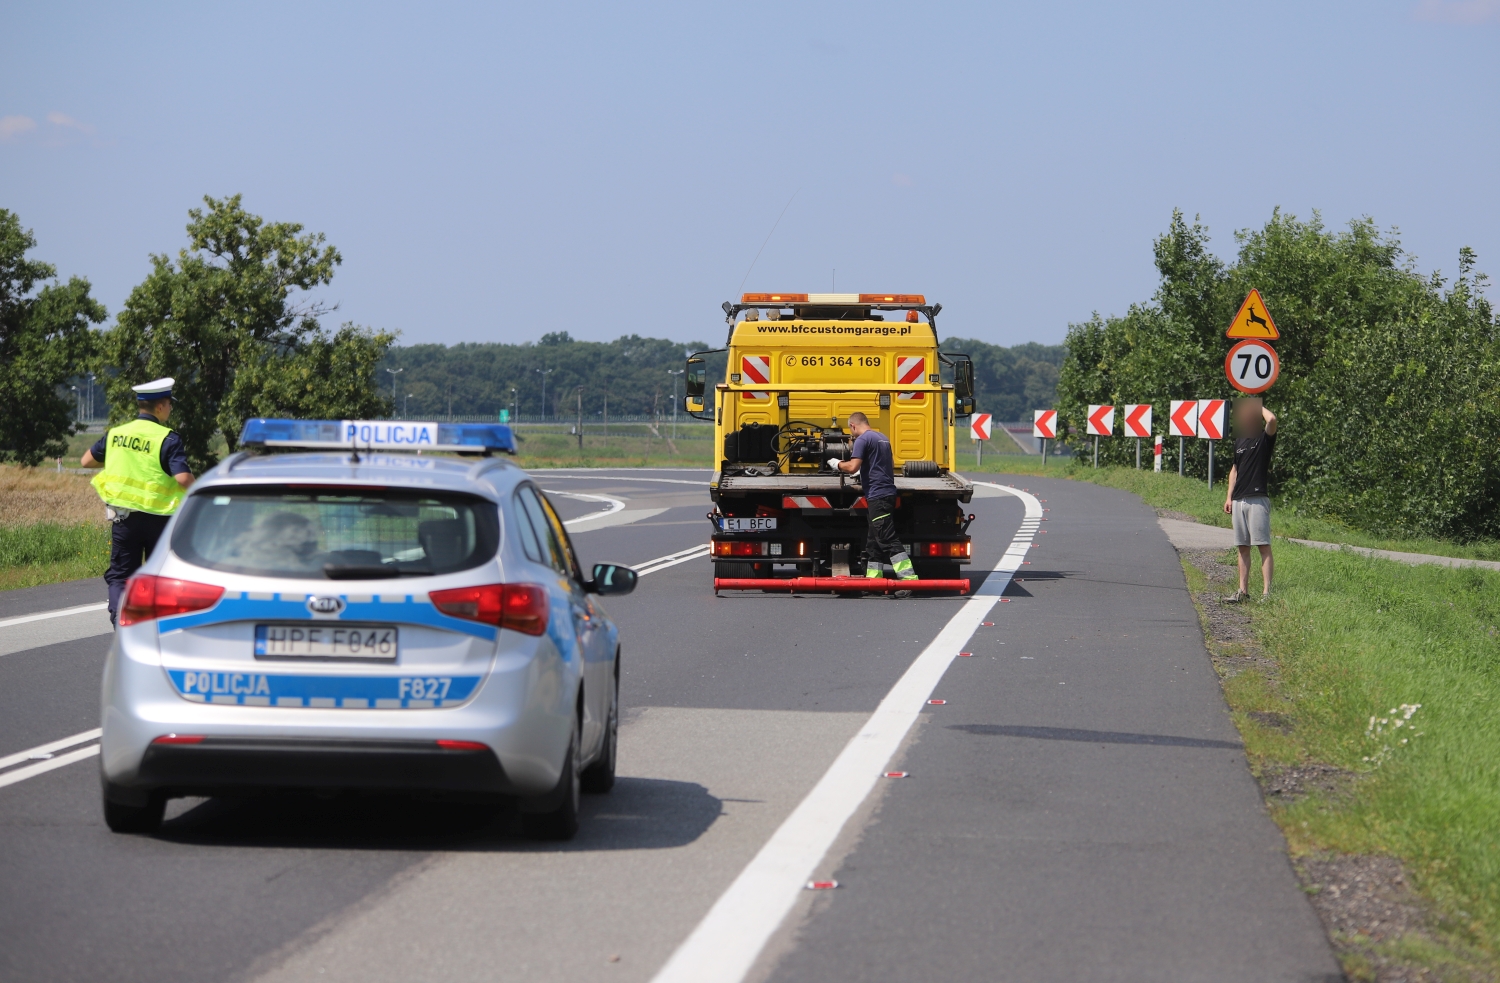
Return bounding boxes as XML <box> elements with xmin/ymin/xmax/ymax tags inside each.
<box><xmin>509</xmin><ymin>387</ymin><xmax>518</xmax><ymax>424</ymax></box>
<box><xmin>405</xmin><ymin>393</ymin><xmax>412</xmax><ymax>419</ymax></box>
<box><xmin>535</xmin><ymin>368</ymin><xmax>553</xmax><ymax>423</ymax></box>
<box><xmin>667</xmin><ymin>369</ymin><xmax>684</xmax><ymax>440</ymax></box>
<box><xmin>385</xmin><ymin>367</ymin><xmax>403</xmax><ymax>416</ymax></box>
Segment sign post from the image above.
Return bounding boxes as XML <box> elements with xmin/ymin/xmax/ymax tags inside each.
<box><xmin>1169</xmin><ymin>400</ymin><xmax>1197</xmax><ymax>476</ymax></box>
<box><xmin>1086</xmin><ymin>405</ymin><xmax>1114</xmax><ymax>467</ymax></box>
<box><xmin>1197</xmin><ymin>398</ymin><xmax>1227</xmax><ymax>490</ymax></box>
<box><xmin>1032</xmin><ymin>409</ymin><xmax>1057</xmax><ymax>465</ymax></box>
<box><xmin>1123</xmin><ymin>404</ymin><xmax>1151</xmax><ymax>468</ymax></box>
<box><xmin>970</xmin><ymin>413</ymin><xmax>992</xmax><ymax>467</ymax></box>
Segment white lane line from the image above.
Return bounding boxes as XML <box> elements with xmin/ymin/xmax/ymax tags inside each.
<box><xmin>0</xmin><ymin>728</ymin><xmax>103</xmax><ymax>772</ymax></box>
<box><xmin>650</xmin><ymin>483</ymin><xmax>1041</xmax><ymax>983</ymax></box>
<box><xmin>546</xmin><ymin>490</ymin><xmax>629</xmax><ymax>529</ymax></box>
<box><xmin>0</xmin><ymin>602</ymin><xmax>108</xmax><ymax>630</ymax></box>
<box><xmin>637</xmin><ymin>545</ymin><xmax>711</xmax><ymax>576</ymax></box>
<box><xmin>537</xmin><ymin>475</ymin><xmax>709</xmax><ymax>487</ymax></box>
<box><xmin>0</xmin><ymin>744</ymin><xmax>100</xmax><ymax>789</ymax></box>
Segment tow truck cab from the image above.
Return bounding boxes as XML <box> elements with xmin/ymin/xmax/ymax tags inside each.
<box><xmin>684</xmin><ymin>293</ymin><xmax>978</xmax><ymax>580</ymax></box>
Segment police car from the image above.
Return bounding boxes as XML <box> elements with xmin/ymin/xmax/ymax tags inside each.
<box><xmin>100</xmin><ymin>418</ymin><xmax>636</xmax><ymax>840</ymax></box>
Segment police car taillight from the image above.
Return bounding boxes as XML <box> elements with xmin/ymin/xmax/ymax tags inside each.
<box><xmin>118</xmin><ymin>575</ymin><xmax>225</xmax><ymax>626</ymax></box>
<box><xmin>430</xmin><ymin>584</ymin><xmax>548</xmax><ymax>636</ymax></box>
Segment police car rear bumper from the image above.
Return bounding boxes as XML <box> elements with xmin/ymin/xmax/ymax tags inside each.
<box><xmin>129</xmin><ymin>737</ymin><xmax>513</xmax><ymax>797</ymax></box>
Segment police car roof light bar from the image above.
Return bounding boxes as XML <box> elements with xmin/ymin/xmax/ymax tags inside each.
<box><xmin>238</xmin><ymin>419</ymin><xmax>518</xmax><ymax>455</ymax></box>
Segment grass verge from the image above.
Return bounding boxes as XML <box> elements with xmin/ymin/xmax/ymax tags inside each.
<box><xmin>1183</xmin><ymin>542</ymin><xmax>1500</xmax><ymax>980</ymax></box>
<box><xmin>0</xmin><ymin>523</ymin><xmax>109</xmax><ymax>590</ymax></box>
<box><xmin>972</xmin><ymin>456</ymin><xmax>1500</xmax><ymax>562</ymax></box>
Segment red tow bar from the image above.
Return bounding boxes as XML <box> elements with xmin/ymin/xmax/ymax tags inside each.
<box><xmin>713</xmin><ymin>577</ymin><xmax>971</xmax><ymax>595</ymax></box>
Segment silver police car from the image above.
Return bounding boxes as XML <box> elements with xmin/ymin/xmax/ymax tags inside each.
<box><xmin>100</xmin><ymin>419</ymin><xmax>635</xmax><ymax>840</ymax></box>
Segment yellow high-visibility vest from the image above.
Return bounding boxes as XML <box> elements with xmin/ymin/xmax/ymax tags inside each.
<box><xmin>91</xmin><ymin>417</ymin><xmax>185</xmax><ymax>515</ymax></box>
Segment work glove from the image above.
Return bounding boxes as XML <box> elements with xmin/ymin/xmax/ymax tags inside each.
<box><xmin>827</xmin><ymin>458</ymin><xmax>841</xmax><ymax>471</ymax></box>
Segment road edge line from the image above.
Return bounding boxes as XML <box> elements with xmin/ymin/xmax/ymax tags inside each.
<box><xmin>0</xmin><ymin>602</ymin><xmax>110</xmax><ymax>630</ymax></box>
<box><xmin>648</xmin><ymin>483</ymin><xmax>1043</xmax><ymax>983</ymax></box>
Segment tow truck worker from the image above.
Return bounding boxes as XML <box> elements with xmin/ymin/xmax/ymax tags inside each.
<box><xmin>829</xmin><ymin>412</ymin><xmax>917</xmax><ymax>585</ymax></box>
<box><xmin>80</xmin><ymin>378</ymin><xmax>195</xmax><ymax>625</ymax></box>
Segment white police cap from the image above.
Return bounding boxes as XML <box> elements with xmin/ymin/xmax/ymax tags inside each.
<box><xmin>131</xmin><ymin>377</ymin><xmax>175</xmax><ymax>401</ymax></box>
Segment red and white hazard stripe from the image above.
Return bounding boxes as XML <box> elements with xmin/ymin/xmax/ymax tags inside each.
<box><xmin>895</xmin><ymin>355</ymin><xmax>925</xmax><ymax>400</ymax></box>
<box><xmin>782</xmin><ymin>496</ymin><xmax>834</xmax><ymax>510</ymax></box>
<box><xmin>741</xmin><ymin>355</ymin><xmax>771</xmax><ymax>401</ymax></box>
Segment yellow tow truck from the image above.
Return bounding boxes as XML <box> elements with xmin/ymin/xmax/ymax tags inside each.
<box><xmin>684</xmin><ymin>293</ymin><xmax>978</xmax><ymax>588</ymax></box>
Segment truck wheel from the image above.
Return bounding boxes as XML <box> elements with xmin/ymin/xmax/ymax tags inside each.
<box><xmin>913</xmin><ymin>559</ymin><xmax>961</xmax><ymax>581</ymax></box>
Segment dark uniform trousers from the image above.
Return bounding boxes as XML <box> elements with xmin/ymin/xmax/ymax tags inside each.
<box><xmin>106</xmin><ymin>512</ymin><xmax>171</xmax><ymax>624</ymax></box>
<box><xmin>864</xmin><ymin>495</ymin><xmax>905</xmax><ymax>571</ymax></box>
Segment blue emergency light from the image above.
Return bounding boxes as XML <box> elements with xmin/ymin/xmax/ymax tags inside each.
<box><xmin>238</xmin><ymin>418</ymin><xmax>517</xmax><ymax>455</ymax></box>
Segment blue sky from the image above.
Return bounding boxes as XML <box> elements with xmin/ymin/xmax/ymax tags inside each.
<box><xmin>3</xmin><ymin>1</ymin><xmax>1497</xmax><ymax>348</ymax></box>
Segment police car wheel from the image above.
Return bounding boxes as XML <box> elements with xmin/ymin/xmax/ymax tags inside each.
<box><xmin>581</xmin><ymin>660</ymin><xmax>618</xmax><ymax>794</ymax></box>
<box><xmin>102</xmin><ymin>787</ymin><xmax>165</xmax><ymax>834</ymax></box>
<box><xmin>522</xmin><ymin>723</ymin><xmax>581</xmax><ymax>841</ymax></box>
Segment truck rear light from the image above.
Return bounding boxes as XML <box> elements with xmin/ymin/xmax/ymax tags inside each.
<box><xmin>712</xmin><ymin>540</ymin><xmax>761</xmax><ymax>557</ymax></box>
<box><xmin>430</xmin><ymin>584</ymin><xmax>548</xmax><ymax>636</ymax></box>
<box><xmin>742</xmin><ymin>293</ymin><xmax>808</xmax><ymax>304</ymax></box>
<box><xmin>118</xmin><ymin>575</ymin><xmax>225</xmax><ymax>626</ymax></box>
<box><xmin>435</xmin><ymin>739</ymin><xmax>489</xmax><ymax>751</ymax></box>
<box><xmin>151</xmin><ymin>734</ymin><xmax>205</xmax><ymax>745</ymax></box>
<box><xmin>918</xmin><ymin>541</ymin><xmax>971</xmax><ymax>558</ymax></box>
<box><xmin>858</xmin><ymin>294</ymin><xmax>926</xmax><ymax>304</ymax></box>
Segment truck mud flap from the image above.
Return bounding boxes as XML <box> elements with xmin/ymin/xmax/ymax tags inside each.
<box><xmin>713</xmin><ymin>577</ymin><xmax>970</xmax><ymax>595</ymax></box>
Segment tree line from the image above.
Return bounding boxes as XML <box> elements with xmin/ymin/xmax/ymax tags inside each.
<box><xmin>0</xmin><ymin>195</ymin><xmax>1064</xmax><ymax>473</ymax></box>
<box><xmin>1056</xmin><ymin>209</ymin><xmax>1500</xmax><ymax>541</ymax></box>
<box><xmin>380</xmin><ymin>335</ymin><xmax>1063</xmax><ymax>424</ymax></box>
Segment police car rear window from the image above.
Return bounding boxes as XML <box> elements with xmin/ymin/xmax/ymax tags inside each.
<box><xmin>171</xmin><ymin>486</ymin><xmax>499</xmax><ymax>579</ymax></box>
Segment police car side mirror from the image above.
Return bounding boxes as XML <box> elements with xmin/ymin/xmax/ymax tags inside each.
<box><xmin>588</xmin><ymin>563</ymin><xmax>638</xmax><ymax>596</ymax></box>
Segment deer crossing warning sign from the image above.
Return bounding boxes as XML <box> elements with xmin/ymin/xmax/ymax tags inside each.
<box><xmin>1226</xmin><ymin>289</ymin><xmax>1280</xmax><ymax>339</ymax></box>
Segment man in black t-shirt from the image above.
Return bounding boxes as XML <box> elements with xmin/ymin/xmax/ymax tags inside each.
<box><xmin>1222</xmin><ymin>398</ymin><xmax>1277</xmax><ymax>603</ymax></box>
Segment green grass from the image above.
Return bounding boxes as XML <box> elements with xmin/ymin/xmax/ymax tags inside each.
<box><xmin>1207</xmin><ymin>543</ymin><xmax>1500</xmax><ymax>971</ymax></box>
<box><xmin>0</xmin><ymin>523</ymin><xmax>109</xmax><ymax>590</ymax></box>
<box><xmin>969</xmin><ymin>456</ymin><xmax>1500</xmax><ymax>562</ymax></box>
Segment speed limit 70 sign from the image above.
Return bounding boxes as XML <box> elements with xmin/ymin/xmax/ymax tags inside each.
<box><xmin>1225</xmin><ymin>339</ymin><xmax>1279</xmax><ymax>394</ymax></box>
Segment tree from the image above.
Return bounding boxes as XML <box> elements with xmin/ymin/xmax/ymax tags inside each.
<box><xmin>100</xmin><ymin>195</ymin><xmax>391</xmax><ymax>471</ymax></box>
<box><xmin>1056</xmin><ymin>208</ymin><xmax>1500</xmax><ymax>541</ymax></box>
<box><xmin>0</xmin><ymin>210</ymin><xmax>106</xmax><ymax>465</ymax></box>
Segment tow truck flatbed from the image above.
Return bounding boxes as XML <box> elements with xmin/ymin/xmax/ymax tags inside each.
<box><xmin>712</xmin><ymin>471</ymin><xmax>974</xmax><ymax>501</ymax></box>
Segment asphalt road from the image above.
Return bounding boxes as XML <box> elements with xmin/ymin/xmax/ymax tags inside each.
<box><xmin>0</xmin><ymin>468</ymin><xmax>1342</xmax><ymax>983</ymax></box>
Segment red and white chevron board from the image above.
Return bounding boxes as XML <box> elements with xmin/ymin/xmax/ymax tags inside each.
<box><xmin>1169</xmin><ymin>399</ymin><xmax>1198</xmax><ymax>437</ymax></box>
<box><xmin>782</xmin><ymin>496</ymin><xmax>834</xmax><ymax>510</ymax></box>
<box><xmin>970</xmin><ymin>413</ymin><xmax>992</xmax><ymax>440</ymax></box>
<box><xmin>741</xmin><ymin>354</ymin><xmax>770</xmax><ymax>401</ymax></box>
<box><xmin>1032</xmin><ymin>409</ymin><xmax>1056</xmax><ymax>439</ymax></box>
<box><xmin>1196</xmin><ymin>398</ymin><xmax>1227</xmax><ymax>439</ymax></box>
<box><xmin>1123</xmin><ymin>403</ymin><xmax>1152</xmax><ymax>438</ymax></box>
<box><xmin>1086</xmin><ymin>404</ymin><xmax>1115</xmax><ymax>436</ymax></box>
<box><xmin>896</xmin><ymin>355</ymin><xmax>925</xmax><ymax>400</ymax></box>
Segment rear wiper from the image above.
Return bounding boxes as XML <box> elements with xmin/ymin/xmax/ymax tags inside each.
<box><xmin>322</xmin><ymin>563</ymin><xmax>401</xmax><ymax>580</ymax></box>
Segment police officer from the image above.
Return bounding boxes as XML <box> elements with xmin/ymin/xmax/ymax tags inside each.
<box><xmin>80</xmin><ymin>378</ymin><xmax>194</xmax><ymax>625</ymax></box>
<box><xmin>829</xmin><ymin>411</ymin><xmax>918</xmax><ymax>591</ymax></box>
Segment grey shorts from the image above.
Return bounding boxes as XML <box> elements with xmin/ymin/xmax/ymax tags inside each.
<box><xmin>1232</xmin><ymin>496</ymin><xmax>1271</xmax><ymax>547</ymax></box>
